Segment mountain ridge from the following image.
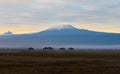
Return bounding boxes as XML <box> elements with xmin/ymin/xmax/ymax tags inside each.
<box><xmin>1</xmin><ymin>25</ymin><xmax>119</xmax><ymax>35</ymax></box>
<box><xmin>0</xmin><ymin>25</ymin><xmax>120</xmax><ymax>46</ymax></box>
<box><xmin>33</xmin><ymin>25</ymin><xmax>119</xmax><ymax>35</ymax></box>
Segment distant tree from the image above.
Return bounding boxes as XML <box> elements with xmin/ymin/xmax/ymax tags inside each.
<box><xmin>59</xmin><ymin>48</ymin><xmax>66</xmax><ymax>51</ymax></box>
<box><xmin>48</xmin><ymin>47</ymin><xmax>54</xmax><ymax>50</ymax></box>
<box><xmin>43</xmin><ymin>47</ymin><xmax>54</xmax><ymax>51</ymax></box>
<box><xmin>43</xmin><ymin>47</ymin><xmax>48</xmax><ymax>50</ymax></box>
<box><xmin>68</xmin><ymin>47</ymin><xmax>74</xmax><ymax>50</ymax></box>
<box><xmin>28</xmin><ymin>47</ymin><xmax>34</xmax><ymax>51</ymax></box>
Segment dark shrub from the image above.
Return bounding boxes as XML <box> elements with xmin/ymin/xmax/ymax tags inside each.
<box><xmin>59</xmin><ymin>48</ymin><xmax>66</xmax><ymax>51</ymax></box>
<box><xmin>43</xmin><ymin>47</ymin><xmax>54</xmax><ymax>51</ymax></box>
<box><xmin>68</xmin><ymin>48</ymin><xmax>74</xmax><ymax>50</ymax></box>
<box><xmin>28</xmin><ymin>47</ymin><xmax>34</xmax><ymax>51</ymax></box>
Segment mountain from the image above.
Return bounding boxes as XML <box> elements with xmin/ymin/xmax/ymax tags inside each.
<box><xmin>48</xmin><ymin>25</ymin><xmax>76</xmax><ymax>30</ymax></box>
<box><xmin>3</xmin><ymin>31</ymin><xmax>13</xmax><ymax>35</ymax></box>
<box><xmin>0</xmin><ymin>25</ymin><xmax>120</xmax><ymax>47</ymax></box>
<box><xmin>36</xmin><ymin>25</ymin><xmax>104</xmax><ymax>35</ymax></box>
<box><xmin>33</xmin><ymin>25</ymin><xmax>119</xmax><ymax>38</ymax></box>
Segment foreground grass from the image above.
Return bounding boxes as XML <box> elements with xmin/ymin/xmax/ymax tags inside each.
<box><xmin>0</xmin><ymin>50</ymin><xmax>120</xmax><ymax>74</ymax></box>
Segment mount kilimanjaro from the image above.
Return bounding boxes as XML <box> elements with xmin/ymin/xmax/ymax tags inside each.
<box><xmin>0</xmin><ymin>25</ymin><xmax>120</xmax><ymax>47</ymax></box>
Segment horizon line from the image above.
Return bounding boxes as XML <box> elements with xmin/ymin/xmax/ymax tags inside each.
<box><xmin>1</xmin><ymin>25</ymin><xmax>120</xmax><ymax>35</ymax></box>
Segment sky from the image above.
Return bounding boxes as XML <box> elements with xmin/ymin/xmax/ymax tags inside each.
<box><xmin>0</xmin><ymin>0</ymin><xmax>120</xmax><ymax>34</ymax></box>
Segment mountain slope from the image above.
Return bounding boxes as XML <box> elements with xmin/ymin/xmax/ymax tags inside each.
<box><xmin>35</xmin><ymin>25</ymin><xmax>109</xmax><ymax>35</ymax></box>
<box><xmin>3</xmin><ymin>31</ymin><xmax>13</xmax><ymax>35</ymax></box>
<box><xmin>0</xmin><ymin>25</ymin><xmax>120</xmax><ymax>47</ymax></box>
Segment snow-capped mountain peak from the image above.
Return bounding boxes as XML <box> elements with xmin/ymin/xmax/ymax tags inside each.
<box><xmin>48</xmin><ymin>25</ymin><xmax>76</xmax><ymax>30</ymax></box>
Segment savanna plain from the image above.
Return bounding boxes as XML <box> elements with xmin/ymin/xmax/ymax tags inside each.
<box><xmin>0</xmin><ymin>49</ymin><xmax>120</xmax><ymax>74</ymax></box>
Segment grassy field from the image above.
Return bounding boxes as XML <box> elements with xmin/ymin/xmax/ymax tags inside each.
<box><xmin>0</xmin><ymin>49</ymin><xmax>120</xmax><ymax>74</ymax></box>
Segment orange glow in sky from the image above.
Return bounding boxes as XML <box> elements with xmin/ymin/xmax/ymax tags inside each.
<box><xmin>0</xmin><ymin>24</ymin><xmax>120</xmax><ymax>34</ymax></box>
